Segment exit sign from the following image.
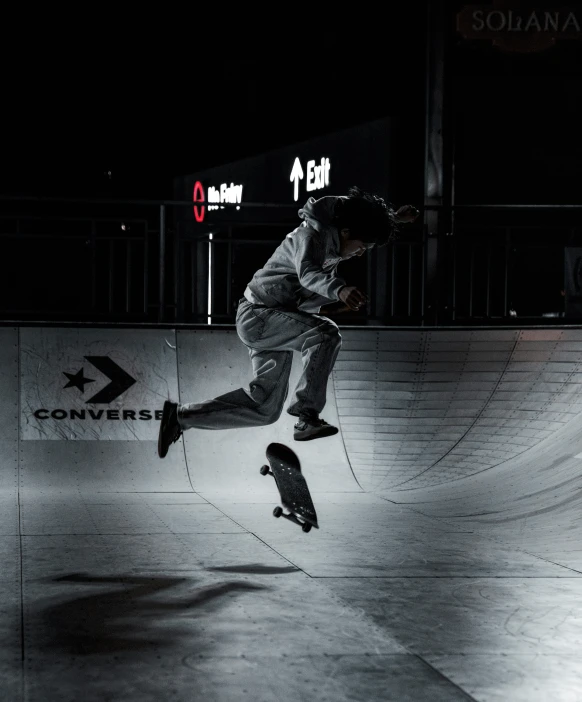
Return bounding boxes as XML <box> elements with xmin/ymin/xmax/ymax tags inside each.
<box><xmin>290</xmin><ymin>156</ymin><xmax>331</xmax><ymax>201</ymax></box>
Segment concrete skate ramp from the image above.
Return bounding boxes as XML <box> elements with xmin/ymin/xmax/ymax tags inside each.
<box><xmin>11</xmin><ymin>326</ymin><xmax>357</xmax><ymax>497</ymax></box>
<box><xmin>335</xmin><ymin>328</ymin><xmax>582</xmax><ymax>571</ymax></box>
<box><xmin>9</xmin><ymin>323</ymin><xmax>582</xmax><ymax>702</ymax></box>
<box><xmin>337</xmin><ymin>328</ymin><xmax>582</xmax><ymax>491</ymax></box>
<box><xmin>10</xmin><ymin>324</ymin><xmax>582</xmax><ymax>553</ymax></box>
<box><xmin>16</xmin><ymin>327</ymin><xmax>192</xmax><ymax>495</ymax></box>
<box><xmin>0</xmin><ymin>328</ymin><xmax>18</xmax><ymax>533</ymax></box>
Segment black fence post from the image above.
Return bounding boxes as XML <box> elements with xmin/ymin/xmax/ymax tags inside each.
<box><xmin>159</xmin><ymin>205</ymin><xmax>166</xmax><ymax>323</ymax></box>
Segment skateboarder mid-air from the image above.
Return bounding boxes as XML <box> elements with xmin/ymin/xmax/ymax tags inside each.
<box><xmin>158</xmin><ymin>186</ymin><xmax>419</xmax><ymax>458</ymax></box>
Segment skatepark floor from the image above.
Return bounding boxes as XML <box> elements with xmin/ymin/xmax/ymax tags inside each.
<box><xmin>2</xmin><ymin>325</ymin><xmax>582</xmax><ymax>701</ymax></box>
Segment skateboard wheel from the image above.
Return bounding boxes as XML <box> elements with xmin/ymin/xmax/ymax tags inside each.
<box><xmin>273</xmin><ymin>507</ymin><xmax>283</xmax><ymax>518</ymax></box>
<box><xmin>260</xmin><ymin>465</ymin><xmax>270</xmax><ymax>476</ymax></box>
<box><xmin>302</xmin><ymin>524</ymin><xmax>312</xmax><ymax>533</ymax></box>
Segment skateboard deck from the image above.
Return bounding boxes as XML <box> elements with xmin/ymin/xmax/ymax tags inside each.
<box><xmin>261</xmin><ymin>442</ymin><xmax>319</xmax><ymax>532</ymax></box>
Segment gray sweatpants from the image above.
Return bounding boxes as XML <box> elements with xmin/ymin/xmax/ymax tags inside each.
<box><xmin>177</xmin><ymin>298</ymin><xmax>342</xmax><ymax>430</ymax></box>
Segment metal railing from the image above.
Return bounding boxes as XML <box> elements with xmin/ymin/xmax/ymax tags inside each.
<box><xmin>1</xmin><ymin>195</ymin><xmax>580</xmax><ymax>326</ymax></box>
<box><xmin>425</xmin><ymin>204</ymin><xmax>582</xmax><ymax>324</ymax></box>
<box><xmin>0</xmin><ymin>195</ymin><xmax>297</xmax><ymax>324</ymax></box>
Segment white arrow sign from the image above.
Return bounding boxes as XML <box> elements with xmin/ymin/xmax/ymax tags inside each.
<box><xmin>290</xmin><ymin>157</ymin><xmax>304</xmax><ymax>202</ymax></box>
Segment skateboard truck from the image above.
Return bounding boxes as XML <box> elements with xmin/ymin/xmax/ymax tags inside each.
<box><xmin>260</xmin><ymin>465</ymin><xmax>314</xmax><ymax>533</ymax></box>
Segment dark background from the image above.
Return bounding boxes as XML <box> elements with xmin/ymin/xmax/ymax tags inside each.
<box><xmin>1</xmin><ymin>9</ymin><xmax>427</xmax><ymax>201</ymax></box>
<box><xmin>1</xmin><ymin>3</ymin><xmax>581</xmax><ymax>323</ymax></box>
<box><xmin>2</xmin><ymin>5</ymin><xmax>580</xmax><ymax>205</ymax></box>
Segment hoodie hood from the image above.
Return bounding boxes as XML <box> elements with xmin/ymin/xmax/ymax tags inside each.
<box><xmin>298</xmin><ymin>196</ymin><xmax>346</xmax><ymax>235</ymax></box>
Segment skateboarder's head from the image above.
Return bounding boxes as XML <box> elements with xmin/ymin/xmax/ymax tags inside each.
<box><xmin>334</xmin><ymin>186</ymin><xmax>399</xmax><ymax>259</ymax></box>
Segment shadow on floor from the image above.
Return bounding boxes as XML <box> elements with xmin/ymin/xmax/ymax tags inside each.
<box><xmin>206</xmin><ymin>564</ymin><xmax>300</xmax><ymax>574</ymax></box>
<box><xmin>35</xmin><ymin>572</ymin><xmax>269</xmax><ymax>655</ymax></box>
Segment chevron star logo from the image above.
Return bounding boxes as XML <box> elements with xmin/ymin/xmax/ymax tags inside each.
<box><xmin>63</xmin><ymin>356</ymin><xmax>137</xmax><ymax>404</ymax></box>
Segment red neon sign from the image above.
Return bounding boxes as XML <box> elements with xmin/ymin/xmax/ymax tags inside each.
<box><xmin>193</xmin><ymin>181</ymin><xmax>205</xmax><ymax>222</ymax></box>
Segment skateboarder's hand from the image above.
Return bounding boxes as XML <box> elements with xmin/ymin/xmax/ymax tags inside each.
<box><xmin>339</xmin><ymin>286</ymin><xmax>368</xmax><ymax>311</ymax></box>
<box><xmin>395</xmin><ymin>205</ymin><xmax>420</xmax><ymax>223</ymax></box>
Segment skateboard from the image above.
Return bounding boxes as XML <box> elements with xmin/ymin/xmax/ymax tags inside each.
<box><xmin>260</xmin><ymin>442</ymin><xmax>319</xmax><ymax>533</ymax></box>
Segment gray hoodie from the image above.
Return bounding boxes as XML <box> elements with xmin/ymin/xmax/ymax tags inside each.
<box><xmin>243</xmin><ymin>195</ymin><xmax>347</xmax><ymax>314</ymax></box>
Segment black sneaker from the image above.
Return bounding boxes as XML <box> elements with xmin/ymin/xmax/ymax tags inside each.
<box><xmin>158</xmin><ymin>400</ymin><xmax>182</xmax><ymax>458</ymax></box>
<box><xmin>293</xmin><ymin>416</ymin><xmax>339</xmax><ymax>442</ymax></box>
